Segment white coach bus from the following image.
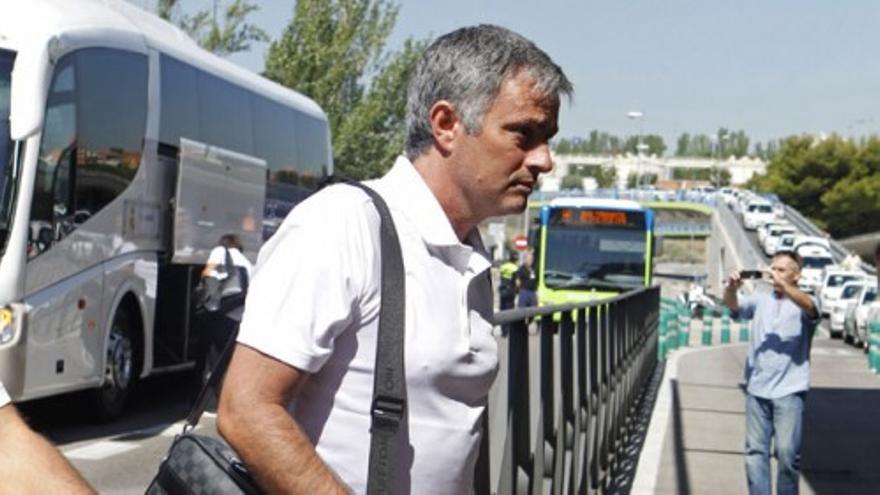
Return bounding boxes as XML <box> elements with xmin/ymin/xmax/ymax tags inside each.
<box><xmin>0</xmin><ymin>0</ymin><xmax>332</xmax><ymax>418</ymax></box>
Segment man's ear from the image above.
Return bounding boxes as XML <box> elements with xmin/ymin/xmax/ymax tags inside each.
<box><xmin>429</xmin><ymin>100</ymin><xmax>462</xmax><ymax>155</ymax></box>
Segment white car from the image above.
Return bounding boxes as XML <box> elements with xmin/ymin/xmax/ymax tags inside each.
<box><xmin>798</xmin><ymin>246</ymin><xmax>835</xmax><ymax>294</ymax></box>
<box><xmin>719</xmin><ymin>187</ymin><xmax>737</xmax><ymax>206</ymax></box>
<box><xmin>793</xmin><ymin>235</ymin><xmax>832</xmax><ymax>254</ymax></box>
<box><xmin>844</xmin><ymin>285</ymin><xmax>878</xmax><ymax>347</ymax></box>
<box><xmin>829</xmin><ymin>281</ymin><xmax>866</xmax><ymax>338</ymax></box>
<box><xmin>763</xmin><ymin>225</ymin><xmax>798</xmax><ymax>256</ymax></box>
<box><xmin>777</xmin><ymin>233</ymin><xmax>797</xmax><ymax>253</ymax></box>
<box><xmin>818</xmin><ymin>268</ymin><xmax>867</xmax><ymax>317</ymax></box>
<box><xmin>743</xmin><ymin>201</ymin><xmax>775</xmax><ymax>230</ymax></box>
<box><xmin>757</xmin><ymin>221</ymin><xmax>784</xmax><ymax>246</ymax></box>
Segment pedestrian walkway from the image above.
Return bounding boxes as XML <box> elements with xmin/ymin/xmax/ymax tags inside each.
<box><xmin>632</xmin><ymin>334</ymin><xmax>880</xmax><ymax>494</ymax></box>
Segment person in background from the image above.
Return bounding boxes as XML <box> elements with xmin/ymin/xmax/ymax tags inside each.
<box><xmin>197</xmin><ymin>234</ymin><xmax>255</xmax><ymax>396</ymax></box>
<box><xmin>516</xmin><ymin>250</ymin><xmax>538</xmax><ymax>308</ymax></box>
<box><xmin>723</xmin><ymin>251</ymin><xmax>819</xmax><ymax>495</ymax></box>
<box><xmin>499</xmin><ymin>251</ymin><xmax>519</xmax><ymax>311</ymax></box>
<box><xmin>0</xmin><ymin>381</ymin><xmax>94</xmax><ymax>494</ymax></box>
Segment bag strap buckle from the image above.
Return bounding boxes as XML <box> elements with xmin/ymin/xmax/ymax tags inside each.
<box><xmin>370</xmin><ymin>395</ymin><xmax>405</xmax><ymax>430</ymax></box>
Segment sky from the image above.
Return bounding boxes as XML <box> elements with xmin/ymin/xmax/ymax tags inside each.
<box><xmin>143</xmin><ymin>1</ymin><xmax>880</xmax><ymax>150</ymax></box>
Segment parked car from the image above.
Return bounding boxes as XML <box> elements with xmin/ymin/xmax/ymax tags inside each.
<box><xmin>763</xmin><ymin>224</ymin><xmax>798</xmax><ymax>256</ymax></box>
<box><xmin>793</xmin><ymin>235</ymin><xmax>832</xmax><ymax>254</ymax></box>
<box><xmin>829</xmin><ymin>281</ymin><xmax>866</xmax><ymax>338</ymax></box>
<box><xmin>743</xmin><ymin>201</ymin><xmax>775</xmax><ymax>230</ymax></box>
<box><xmin>798</xmin><ymin>245</ymin><xmax>836</xmax><ymax>294</ymax></box>
<box><xmin>818</xmin><ymin>268</ymin><xmax>868</xmax><ymax>317</ymax></box>
<box><xmin>777</xmin><ymin>233</ymin><xmax>797</xmax><ymax>253</ymax></box>
<box><xmin>844</xmin><ymin>284</ymin><xmax>878</xmax><ymax>347</ymax></box>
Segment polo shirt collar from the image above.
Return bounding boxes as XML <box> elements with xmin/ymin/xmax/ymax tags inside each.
<box><xmin>381</xmin><ymin>156</ymin><xmax>464</xmax><ymax>248</ymax></box>
<box><xmin>379</xmin><ymin>156</ymin><xmax>491</xmax><ymax>274</ymax></box>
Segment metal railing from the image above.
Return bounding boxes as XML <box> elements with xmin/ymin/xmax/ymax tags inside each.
<box><xmin>715</xmin><ymin>202</ymin><xmax>764</xmax><ymax>269</ymax></box>
<box><xmin>481</xmin><ymin>286</ymin><xmax>660</xmax><ymax>494</ymax></box>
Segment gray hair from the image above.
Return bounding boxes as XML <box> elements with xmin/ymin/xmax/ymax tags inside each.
<box><xmin>405</xmin><ymin>24</ymin><xmax>572</xmax><ymax>159</ymax></box>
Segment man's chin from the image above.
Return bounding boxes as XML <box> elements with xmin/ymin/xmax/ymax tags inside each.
<box><xmin>495</xmin><ymin>196</ymin><xmax>528</xmax><ymax>217</ymax></box>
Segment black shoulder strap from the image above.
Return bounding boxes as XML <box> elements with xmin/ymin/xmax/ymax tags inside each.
<box><xmin>327</xmin><ymin>178</ymin><xmax>407</xmax><ymax>495</ymax></box>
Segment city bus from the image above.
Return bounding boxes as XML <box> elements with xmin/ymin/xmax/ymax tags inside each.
<box><xmin>0</xmin><ymin>0</ymin><xmax>331</xmax><ymax>418</ymax></box>
<box><xmin>535</xmin><ymin>198</ymin><xmax>655</xmax><ymax>306</ymax></box>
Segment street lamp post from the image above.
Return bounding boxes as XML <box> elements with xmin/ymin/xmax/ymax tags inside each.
<box><xmin>627</xmin><ymin>111</ymin><xmax>644</xmax><ymax>189</ymax></box>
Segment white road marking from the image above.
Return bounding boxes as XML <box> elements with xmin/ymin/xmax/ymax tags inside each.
<box><xmin>64</xmin><ymin>441</ymin><xmax>138</xmax><ymax>461</ymax></box>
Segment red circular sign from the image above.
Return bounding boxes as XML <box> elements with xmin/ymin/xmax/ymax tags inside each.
<box><xmin>513</xmin><ymin>235</ymin><xmax>528</xmax><ymax>251</ymax></box>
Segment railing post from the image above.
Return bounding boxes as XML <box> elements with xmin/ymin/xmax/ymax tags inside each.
<box><xmin>869</xmin><ymin>321</ymin><xmax>880</xmax><ymax>373</ymax></box>
<box><xmin>678</xmin><ymin>304</ymin><xmax>690</xmax><ymax>347</ymax></box>
<box><xmin>701</xmin><ymin>311</ymin><xmax>713</xmax><ymax>345</ymax></box>
<box><xmin>658</xmin><ymin>313</ymin><xmax>668</xmax><ymax>361</ymax></box>
<box><xmin>720</xmin><ymin>307</ymin><xmax>731</xmax><ymax>344</ymax></box>
<box><xmin>667</xmin><ymin>307</ymin><xmax>679</xmax><ymax>352</ymax></box>
<box><xmin>738</xmin><ymin>317</ymin><xmax>749</xmax><ymax>342</ymax></box>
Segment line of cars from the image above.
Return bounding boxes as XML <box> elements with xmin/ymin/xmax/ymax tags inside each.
<box><xmin>724</xmin><ymin>188</ymin><xmax>879</xmax><ymax>348</ymax></box>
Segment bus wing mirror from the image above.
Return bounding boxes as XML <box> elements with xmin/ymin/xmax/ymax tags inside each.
<box><xmin>9</xmin><ymin>42</ymin><xmax>52</xmax><ymax>140</ymax></box>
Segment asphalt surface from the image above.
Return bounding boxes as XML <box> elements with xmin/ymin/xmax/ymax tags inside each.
<box><xmin>19</xmin><ymin>372</ymin><xmax>209</xmax><ymax>494</ymax></box>
<box><xmin>634</xmin><ymin>319</ymin><xmax>880</xmax><ymax>494</ymax></box>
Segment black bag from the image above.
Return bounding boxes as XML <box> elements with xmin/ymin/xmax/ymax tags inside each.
<box><xmin>147</xmin><ymin>181</ymin><xmax>407</xmax><ymax>495</ymax></box>
<box><xmin>195</xmin><ymin>248</ymin><xmax>248</xmax><ymax>314</ymax></box>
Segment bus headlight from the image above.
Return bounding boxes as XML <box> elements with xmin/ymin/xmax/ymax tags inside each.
<box><xmin>0</xmin><ymin>307</ymin><xmax>14</xmax><ymax>345</ymax></box>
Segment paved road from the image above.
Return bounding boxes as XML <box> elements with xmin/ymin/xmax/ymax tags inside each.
<box><xmin>19</xmin><ymin>372</ymin><xmax>211</xmax><ymax>494</ymax></box>
<box><xmin>635</xmin><ymin>320</ymin><xmax>880</xmax><ymax>494</ymax></box>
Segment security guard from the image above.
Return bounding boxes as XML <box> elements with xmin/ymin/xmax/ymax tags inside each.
<box><xmin>499</xmin><ymin>251</ymin><xmax>519</xmax><ymax>310</ymax></box>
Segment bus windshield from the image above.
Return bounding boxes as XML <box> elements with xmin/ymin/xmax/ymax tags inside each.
<box><xmin>543</xmin><ymin>213</ymin><xmax>647</xmax><ymax>289</ymax></box>
<box><xmin>0</xmin><ymin>49</ymin><xmax>16</xmax><ymax>249</ymax></box>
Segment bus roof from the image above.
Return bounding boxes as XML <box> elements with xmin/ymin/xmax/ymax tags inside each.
<box><xmin>548</xmin><ymin>197</ymin><xmax>646</xmax><ymax>212</ymax></box>
<box><xmin>0</xmin><ymin>0</ymin><xmax>327</xmax><ymax>121</ymax></box>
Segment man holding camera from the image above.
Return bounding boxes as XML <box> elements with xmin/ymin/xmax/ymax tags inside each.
<box><xmin>723</xmin><ymin>251</ymin><xmax>819</xmax><ymax>495</ymax></box>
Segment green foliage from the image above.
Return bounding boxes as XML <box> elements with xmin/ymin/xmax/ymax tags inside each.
<box><xmin>560</xmin><ymin>174</ymin><xmax>583</xmax><ymax>190</ymax></box>
<box><xmin>627</xmin><ymin>172</ymin><xmax>658</xmax><ymax>188</ymax></box>
<box><xmin>553</xmin><ymin>130</ymin><xmax>664</xmax><ymax>156</ymax></box>
<box><xmin>674</xmin><ymin>128</ymin><xmax>750</xmax><ymax>158</ymax></box>
<box><xmin>748</xmin><ymin>134</ymin><xmax>879</xmax><ymax>237</ymax></box>
<box><xmin>157</xmin><ymin>0</ymin><xmax>269</xmax><ymax>56</ymax></box>
<box><xmin>263</xmin><ymin>0</ymin><xmax>425</xmax><ymax>179</ymax></box>
<box><xmin>567</xmin><ymin>163</ymin><xmax>616</xmax><ymax>188</ymax></box>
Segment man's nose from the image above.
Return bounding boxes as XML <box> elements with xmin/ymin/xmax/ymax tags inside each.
<box><xmin>527</xmin><ymin>143</ymin><xmax>553</xmax><ymax>174</ymax></box>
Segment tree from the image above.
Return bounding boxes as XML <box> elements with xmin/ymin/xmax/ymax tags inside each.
<box><xmin>158</xmin><ymin>0</ymin><xmax>269</xmax><ymax>56</ymax></box>
<box><xmin>263</xmin><ymin>0</ymin><xmax>426</xmax><ymax>179</ymax></box>
<box><xmin>561</xmin><ymin>174</ymin><xmax>583</xmax><ymax>190</ymax></box>
<box><xmin>747</xmin><ymin>134</ymin><xmax>876</xmax><ymax>236</ymax></box>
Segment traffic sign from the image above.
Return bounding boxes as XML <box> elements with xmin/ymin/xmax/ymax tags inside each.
<box><xmin>513</xmin><ymin>235</ymin><xmax>528</xmax><ymax>251</ymax></box>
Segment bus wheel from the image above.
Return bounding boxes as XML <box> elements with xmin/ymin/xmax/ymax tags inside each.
<box><xmin>93</xmin><ymin>308</ymin><xmax>135</xmax><ymax>421</ymax></box>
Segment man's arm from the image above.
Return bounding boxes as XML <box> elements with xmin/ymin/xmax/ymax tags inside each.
<box><xmin>217</xmin><ymin>344</ymin><xmax>350</xmax><ymax>494</ymax></box>
<box><xmin>0</xmin><ymin>405</ymin><xmax>95</xmax><ymax>494</ymax></box>
<box><xmin>775</xmin><ymin>273</ymin><xmax>819</xmax><ymax>319</ymax></box>
<box><xmin>723</xmin><ymin>270</ymin><xmax>743</xmax><ymax>313</ymax></box>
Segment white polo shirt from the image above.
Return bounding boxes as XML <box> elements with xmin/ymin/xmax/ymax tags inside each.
<box><xmin>237</xmin><ymin>156</ymin><xmax>498</xmax><ymax>494</ymax></box>
<box><xmin>0</xmin><ymin>381</ymin><xmax>9</xmax><ymax>408</ymax></box>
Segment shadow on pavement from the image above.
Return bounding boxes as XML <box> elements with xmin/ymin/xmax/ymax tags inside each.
<box><xmin>801</xmin><ymin>386</ymin><xmax>880</xmax><ymax>494</ymax></box>
<box><xmin>16</xmin><ymin>372</ymin><xmax>198</xmax><ymax>446</ymax></box>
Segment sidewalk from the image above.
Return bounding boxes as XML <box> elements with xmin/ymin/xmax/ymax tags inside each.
<box><xmin>633</xmin><ymin>333</ymin><xmax>880</xmax><ymax>494</ymax></box>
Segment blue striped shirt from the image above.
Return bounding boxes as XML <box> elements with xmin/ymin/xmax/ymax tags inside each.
<box><xmin>737</xmin><ymin>290</ymin><xmax>819</xmax><ymax>399</ymax></box>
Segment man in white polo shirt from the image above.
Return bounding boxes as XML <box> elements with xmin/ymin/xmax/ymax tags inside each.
<box><xmin>0</xmin><ymin>381</ymin><xmax>94</xmax><ymax>493</ymax></box>
<box><xmin>218</xmin><ymin>25</ymin><xmax>571</xmax><ymax>493</ymax></box>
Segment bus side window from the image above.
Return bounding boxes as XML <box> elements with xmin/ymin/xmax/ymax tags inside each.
<box><xmin>28</xmin><ymin>48</ymin><xmax>147</xmax><ymax>259</ymax></box>
<box><xmin>30</xmin><ymin>60</ymin><xmax>75</xmax><ymax>257</ymax></box>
